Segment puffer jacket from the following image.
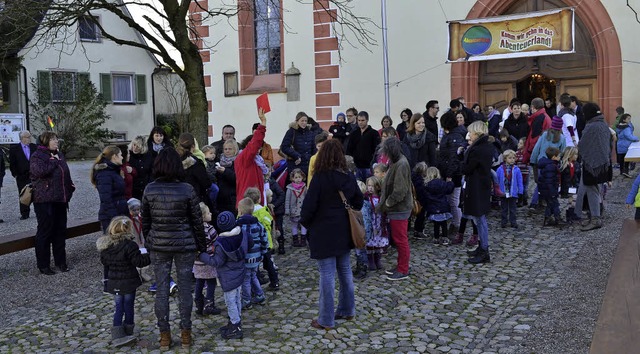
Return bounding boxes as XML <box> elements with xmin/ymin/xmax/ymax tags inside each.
<box><xmin>129</xmin><ymin>151</ymin><xmax>153</xmax><ymax>200</ymax></box>
<box><xmin>616</xmin><ymin>123</ymin><xmax>639</xmax><ymax>154</ymax></box>
<box><xmin>182</xmin><ymin>154</ymin><xmax>210</xmax><ymax>203</ymax></box>
<box><xmin>537</xmin><ymin>157</ymin><xmax>560</xmax><ymax>199</ymax></box>
<box><xmin>199</xmin><ymin>226</ymin><xmax>249</xmax><ymax>292</ymax></box>
<box><xmin>269</xmin><ymin>177</ymin><xmax>285</xmax><ymax>216</ymax></box>
<box><xmin>141</xmin><ymin>178</ymin><xmax>207</xmax><ymax>253</ymax></box>
<box><xmin>437</xmin><ymin>125</ymin><xmax>467</xmax><ymax>187</ymax></box>
<box><xmin>237</xmin><ymin>214</ymin><xmax>268</xmax><ymax>268</ymax></box>
<box><xmin>97</xmin><ymin>232</ymin><xmax>150</xmax><ymax>295</ymax></box>
<box><xmin>280</xmin><ymin>121</ymin><xmax>318</xmax><ymax>175</ymax></box>
<box><xmin>423</xmin><ymin>178</ymin><xmax>454</xmax><ymax>215</ymax></box>
<box><xmin>94</xmin><ymin>160</ymin><xmax>128</xmax><ymax>227</ymax></box>
<box><xmin>30</xmin><ymin>146</ymin><xmax>75</xmax><ymax>204</ymax></box>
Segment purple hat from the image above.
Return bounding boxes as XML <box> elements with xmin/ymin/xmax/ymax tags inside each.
<box><xmin>336</xmin><ymin>112</ymin><xmax>346</xmax><ymax>121</ymax></box>
<box><xmin>551</xmin><ymin>116</ymin><xmax>563</xmax><ymax>130</ymax></box>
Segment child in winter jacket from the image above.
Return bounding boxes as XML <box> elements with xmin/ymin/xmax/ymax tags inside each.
<box><xmin>328</xmin><ymin>112</ymin><xmax>348</xmax><ymax>147</ymax></box>
<box><xmin>422</xmin><ymin>167</ymin><xmax>455</xmax><ymax>245</ymax></box>
<box><xmin>616</xmin><ymin>113</ymin><xmax>639</xmax><ymax>177</ymax></box>
<box><xmin>497</xmin><ymin>150</ymin><xmax>524</xmax><ymax>228</ymax></box>
<box><xmin>537</xmin><ymin>147</ymin><xmax>562</xmax><ymax>225</ymax></box>
<box><xmin>237</xmin><ymin>198</ymin><xmax>268</xmax><ymax>309</ymax></box>
<box><xmin>625</xmin><ymin>174</ymin><xmax>640</xmax><ymax>219</ymax></box>
<box><xmin>285</xmin><ymin>168</ymin><xmax>307</xmax><ymax>247</ymax></box>
<box><xmin>362</xmin><ymin>176</ymin><xmax>389</xmax><ymax>270</ymax></box>
<box><xmin>198</xmin><ymin>211</ymin><xmax>249</xmax><ymax>340</ymax></box>
<box><xmin>96</xmin><ymin>216</ymin><xmax>151</xmax><ymax>348</ymax></box>
<box><xmin>244</xmin><ymin>187</ymin><xmax>280</xmax><ymax>290</ymax></box>
<box><xmin>267</xmin><ymin>175</ymin><xmax>286</xmax><ymax>254</ymax></box>
<box><xmin>192</xmin><ymin>203</ymin><xmax>221</xmax><ymax>316</ymax></box>
<box><xmin>202</xmin><ymin>145</ymin><xmax>220</xmax><ymax>210</ymax></box>
<box><xmin>515</xmin><ymin>138</ymin><xmax>530</xmax><ymax>207</ymax></box>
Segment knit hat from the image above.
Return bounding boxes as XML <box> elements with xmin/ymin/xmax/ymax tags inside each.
<box><xmin>127</xmin><ymin>198</ymin><xmax>141</xmax><ymax>210</ymax></box>
<box><xmin>551</xmin><ymin>116</ymin><xmax>563</xmax><ymax>130</ymax></box>
<box><xmin>217</xmin><ymin>211</ymin><xmax>236</xmax><ymax>232</ymax></box>
<box><xmin>336</xmin><ymin>112</ymin><xmax>346</xmax><ymax>122</ymax></box>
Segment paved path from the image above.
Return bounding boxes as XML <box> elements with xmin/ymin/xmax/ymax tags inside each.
<box><xmin>0</xmin><ymin>161</ymin><xmax>630</xmax><ymax>353</ymax></box>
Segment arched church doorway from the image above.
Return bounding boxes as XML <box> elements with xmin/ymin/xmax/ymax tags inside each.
<box><xmin>478</xmin><ymin>0</ymin><xmax>595</xmax><ymax>112</ymax></box>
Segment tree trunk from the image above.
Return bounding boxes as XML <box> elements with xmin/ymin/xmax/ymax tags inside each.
<box><xmin>179</xmin><ymin>52</ymin><xmax>208</xmax><ymax>146</ymax></box>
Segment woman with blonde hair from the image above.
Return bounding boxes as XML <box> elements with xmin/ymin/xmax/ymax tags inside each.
<box><xmin>92</xmin><ymin>145</ymin><xmax>128</xmax><ymax>232</ymax></box>
<box><xmin>129</xmin><ymin>135</ymin><xmax>153</xmax><ymax>200</ymax></box>
<box><xmin>216</xmin><ymin>139</ymin><xmax>239</xmax><ymax>214</ymax></box>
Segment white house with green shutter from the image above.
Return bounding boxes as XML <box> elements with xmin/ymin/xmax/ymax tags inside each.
<box><xmin>1</xmin><ymin>6</ymin><xmax>159</xmax><ymax>143</ymax></box>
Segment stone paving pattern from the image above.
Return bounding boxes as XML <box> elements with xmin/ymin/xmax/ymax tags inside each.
<box><xmin>0</xmin><ymin>161</ymin><xmax>629</xmax><ymax>353</ymax></box>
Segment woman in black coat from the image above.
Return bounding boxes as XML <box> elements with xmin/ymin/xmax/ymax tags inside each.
<box><xmin>146</xmin><ymin>126</ymin><xmax>174</xmax><ymax>160</ymax></box>
<box><xmin>216</xmin><ymin>139</ymin><xmax>238</xmax><ymax>214</ymax></box>
<box><xmin>129</xmin><ymin>136</ymin><xmax>154</xmax><ymax>200</ymax></box>
<box><xmin>403</xmin><ymin>113</ymin><xmax>437</xmax><ymax>168</ymax></box>
<box><xmin>280</xmin><ymin>112</ymin><xmax>318</xmax><ymax>176</ymax></box>
<box><xmin>177</xmin><ymin>133</ymin><xmax>211</xmax><ymax>205</ymax></box>
<box><xmin>503</xmin><ymin>102</ymin><xmax>530</xmax><ymax>141</ymax></box>
<box><xmin>91</xmin><ymin>145</ymin><xmax>129</xmax><ymax>232</ymax></box>
<box><xmin>462</xmin><ymin>121</ymin><xmax>494</xmax><ymax>264</ymax></box>
<box><xmin>301</xmin><ymin>139</ymin><xmax>363</xmax><ymax>330</ymax></box>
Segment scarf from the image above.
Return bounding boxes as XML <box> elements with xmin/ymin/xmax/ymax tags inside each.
<box><xmin>578</xmin><ymin>115</ymin><xmax>611</xmax><ymax>177</ymax></box>
<box><xmin>558</xmin><ymin>107</ymin><xmax>574</xmax><ymax>118</ymax></box>
<box><xmin>405</xmin><ymin>131</ymin><xmax>427</xmax><ymax>149</ymax></box>
<box><xmin>290</xmin><ymin>182</ymin><xmax>305</xmax><ymax>190</ymax></box>
<box><xmin>219</xmin><ymin>154</ymin><xmax>237</xmax><ymax>167</ymax></box>
<box><xmin>152</xmin><ymin>142</ymin><xmax>164</xmax><ymax>153</ymax></box>
<box><xmin>254</xmin><ymin>154</ymin><xmax>269</xmax><ymax>175</ymax></box>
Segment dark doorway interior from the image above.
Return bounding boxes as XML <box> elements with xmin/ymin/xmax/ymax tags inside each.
<box><xmin>516</xmin><ymin>73</ymin><xmax>557</xmax><ymax>106</ymax></box>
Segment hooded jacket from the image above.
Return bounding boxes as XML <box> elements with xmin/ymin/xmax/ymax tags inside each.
<box><xmin>537</xmin><ymin>157</ymin><xmax>560</xmax><ymax>199</ymax></box>
<box><xmin>199</xmin><ymin>226</ymin><xmax>249</xmax><ymax>292</ymax></box>
<box><xmin>237</xmin><ymin>214</ymin><xmax>268</xmax><ymax>268</ymax></box>
<box><xmin>616</xmin><ymin>123</ymin><xmax>639</xmax><ymax>154</ymax></box>
<box><xmin>94</xmin><ymin>160</ymin><xmax>128</xmax><ymax>226</ymax></box>
<box><xmin>30</xmin><ymin>146</ymin><xmax>75</xmax><ymax>204</ymax></box>
<box><xmin>421</xmin><ymin>178</ymin><xmax>455</xmax><ymax>215</ymax></box>
<box><xmin>235</xmin><ymin>124</ymin><xmax>266</xmax><ymax>207</ymax></box>
<box><xmin>523</xmin><ymin>109</ymin><xmax>552</xmax><ymax>163</ymax></box>
<box><xmin>280</xmin><ymin>121</ymin><xmax>318</xmax><ymax>175</ymax></box>
<box><xmin>97</xmin><ymin>232</ymin><xmax>150</xmax><ymax>295</ymax></box>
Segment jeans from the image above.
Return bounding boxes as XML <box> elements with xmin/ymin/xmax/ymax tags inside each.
<box><xmin>467</xmin><ymin>215</ymin><xmax>489</xmax><ymax>250</ymax></box>
<box><xmin>389</xmin><ymin>219</ymin><xmax>410</xmax><ymax>274</ymax></box>
<box><xmin>544</xmin><ymin>197</ymin><xmax>560</xmax><ymax>217</ymax></box>
<box><xmin>356</xmin><ymin>168</ymin><xmax>372</xmax><ymax>182</ymax></box>
<box><xmin>194</xmin><ymin>278</ymin><xmax>216</xmax><ymax>302</ymax></box>
<box><xmin>448</xmin><ymin>187</ymin><xmax>462</xmax><ymax>227</ymax></box>
<box><xmin>316</xmin><ymin>252</ymin><xmax>355</xmax><ymax>328</ymax></box>
<box><xmin>223</xmin><ymin>286</ymin><xmax>242</xmax><ymax>325</ymax></box>
<box><xmin>151</xmin><ymin>251</ymin><xmax>195</xmax><ymax>332</ymax></box>
<box><xmin>501</xmin><ymin>197</ymin><xmax>518</xmax><ymax>225</ymax></box>
<box><xmin>34</xmin><ymin>202</ymin><xmax>68</xmax><ymax>269</ymax></box>
<box><xmin>113</xmin><ymin>293</ymin><xmax>136</xmax><ymax>326</ymax></box>
<box><xmin>242</xmin><ymin>267</ymin><xmax>264</xmax><ymax>304</ymax></box>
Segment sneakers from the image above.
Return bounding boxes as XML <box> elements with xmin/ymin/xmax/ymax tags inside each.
<box><xmin>440</xmin><ymin>237</ymin><xmax>450</xmax><ymax>246</ymax></box>
<box><xmin>252</xmin><ymin>295</ymin><xmax>266</xmax><ymax>305</ymax></box>
<box><xmin>450</xmin><ymin>232</ymin><xmax>464</xmax><ymax>245</ymax></box>
<box><xmin>384</xmin><ymin>268</ymin><xmax>396</xmax><ymax>275</ymax></box>
<box><xmin>203</xmin><ymin>300</ymin><xmax>222</xmax><ymax>315</ymax></box>
<box><xmin>169</xmin><ymin>280</ymin><xmax>177</xmax><ymax>295</ymax></box>
<box><xmin>242</xmin><ymin>300</ymin><xmax>252</xmax><ymax>310</ymax></box>
<box><xmin>580</xmin><ymin>218</ymin><xmax>603</xmax><ymax>231</ymax></box>
<box><xmin>466</xmin><ymin>234</ymin><xmax>478</xmax><ymax>247</ymax></box>
<box><xmin>386</xmin><ymin>271</ymin><xmax>409</xmax><ymax>281</ymax></box>
<box><xmin>268</xmin><ymin>282</ymin><xmax>280</xmax><ymax>291</ymax></box>
<box><xmin>221</xmin><ymin>321</ymin><xmax>243</xmax><ymax>339</ymax></box>
<box><xmin>413</xmin><ymin>230</ymin><xmax>429</xmax><ymax>240</ymax></box>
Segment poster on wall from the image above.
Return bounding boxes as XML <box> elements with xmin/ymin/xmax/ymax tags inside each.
<box><xmin>447</xmin><ymin>8</ymin><xmax>575</xmax><ymax>62</ymax></box>
<box><xmin>0</xmin><ymin>113</ymin><xmax>25</xmax><ymax>144</ymax></box>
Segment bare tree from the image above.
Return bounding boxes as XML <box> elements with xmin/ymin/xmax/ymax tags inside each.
<box><xmin>1</xmin><ymin>0</ymin><xmax>376</xmax><ymax>144</ymax></box>
<box><xmin>155</xmin><ymin>70</ymin><xmax>190</xmax><ymax>135</ymax></box>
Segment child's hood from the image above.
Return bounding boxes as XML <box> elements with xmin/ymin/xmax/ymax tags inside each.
<box><xmin>236</xmin><ymin>214</ymin><xmax>259</xmax><ymax>226</ymax></box>
<box><xmin>96</xmin><ymin>232</ymin><xmax>133</xmax><ymax>252</ymax></box>
<box><xmin>216</xmin><ymin>226</ymin><xmax>246</xmax><ymax>261</ymax></box>
<box><xmin>182</xmin><ymin>156</ymin><xmax>197</xmax><ymax>170</ymax></box>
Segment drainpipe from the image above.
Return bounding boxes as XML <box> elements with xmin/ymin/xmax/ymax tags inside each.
<box><xmin>20</xmin><ymin>65</ymin><xmax>30</xmax><ymax>131</ymax></box>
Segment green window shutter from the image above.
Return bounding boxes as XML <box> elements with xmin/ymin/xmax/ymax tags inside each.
<box><xmin>77</xmin><ymin>72</ymin><xmax>90</xmax><ymax>93</ymax></box>
<box><xmin>135</xmin><ymin>74</ymin><xmax>146</xmax><ymax>104</ymax></box>
<box><xmin>37</xmin><ymin>70</ymin><xmax>51</xmax><ymax>103</ymax></box>
<box><xmin>100</xmin><ymin>73</ymin><xmax>112</xmax><ymax>102</ymax></box>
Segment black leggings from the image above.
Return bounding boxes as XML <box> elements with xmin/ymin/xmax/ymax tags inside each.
<box><xmin>433</xmin><ymin>220</ymin><xmax>448</xmax><ymax>239</ymax></box>
<box><xmin>458</xmin><ymin>217</ymin><xmax>478</xmax><ymax>235</ymax></box>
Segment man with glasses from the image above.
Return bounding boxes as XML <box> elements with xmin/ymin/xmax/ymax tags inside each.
<box><xmin>343</xmin><ymin>107</ymin><xmax>359</xmax><ymax>151</ymax></box>
<box><xmin>423</xmin><ymin>100</ymin><xmax>440</xmax><ymax>139</ymax></box>
<box><xmin>9</xmin><ymin>130</ymin><xmax>37</xmax><ymax>220</ymax></box>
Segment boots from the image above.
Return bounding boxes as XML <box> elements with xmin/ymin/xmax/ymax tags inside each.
<box><xmin>468</xmin><ymin>247</ymin><xmax>491</xmax><ymax>264</ymax></box>
<box><xmin>277</xmin><ymin>235</ymin><xmax>286</xmax><ymax>255</ymax></box>
<box><xmin>466</xmin><ymin>234</ymin><xmax>478</xmax><ymax>247</ymax></box>
<box><xmin>194</xmin><ymin>298</ymin><xmax>204</xmax><ymax>316</ymax></box>
<box><xmin>180</xmin><ymin>329</ymin><xmax>192</xmax><ymax>349</ymax></box>
<box><xmin>374</xmin><ymin>253</ymin><xmax>384</xmax><ymax>270</ymax></box>
<box><xmin>159</xmin><ymin>331</ymin><xmax>172</xmax><ymax>350</ymax></box>
<box><xmin>203</xmin><ymin>300</ymin><xmax>221</xmax><ymax>315</ymax></box>
<box><xmin>353</xmin><ymin>261</ymin><xmax>367</xmax><ymax>280</ymax></box>
<box><xmin>111</xmin><ymin>326</ymin><xmax>135</xmax><ymax>348</ymax></box>
<box><xmin>124</xmin><ymin>324</ymin><xmax>135</xmax><ymax>336</ymax></box>
<box><xmin>219</xmin><ymin>319</ymin><xmax>232</xmax><ymax>334</ymax></box>
<box><xmin>580</xmin><ymin>217</ymin><xmax>603</xmax><ymax>231</ymax></box>
<box><xmin>221</xmin><ymin>321</ymin><xmax>244</xmax><ymax>339</ymax></box>
<box><xmin>300</xmin><ymin>234</ymin><xmax>308</xmax><ymax>247</ymax></box>
<box><xmin>467</xmin><ymin>246</ymin><xmax>481</xmax><ymax>257</ymax></box>
<box><xmin>367</xmin><ymin>254</ymin><xmax>377</xmax><ymax>271</ymax></box>
<box><xmin>451</xmin><ymin>232</ymin><xmax>464</xmax><ymax>245</ymax></box>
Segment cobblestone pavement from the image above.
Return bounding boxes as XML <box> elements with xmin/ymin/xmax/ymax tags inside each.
<box><xmin>0</xmin><ymin>161</ymin><xmax>631</xmax><ymax>353</ymax></box>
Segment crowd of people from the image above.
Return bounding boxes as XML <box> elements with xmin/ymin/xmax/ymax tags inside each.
<box><xmin>0</xmin><ymin>92</ymin><xmax>635</xmax><ymax>350</ymax></box>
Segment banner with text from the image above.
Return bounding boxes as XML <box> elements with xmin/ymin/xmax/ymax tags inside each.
<box><xmin>447</xmin><ymin>8</ymin><xmax>574</xmax><ymax>62</ymax></box>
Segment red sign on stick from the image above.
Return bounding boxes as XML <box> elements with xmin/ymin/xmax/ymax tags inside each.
<box><xmin>256</xmin><ymin>92</ymin><xmax>271</xmax><ymax>113</ymax></box>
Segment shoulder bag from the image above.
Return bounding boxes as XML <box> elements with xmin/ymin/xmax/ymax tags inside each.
<box><xmin>19</xmin><ymin>184</ymin><xmax>33</xmax><ymax>206</ymax></box>
<box><xmin>278</xmin><ymin>130</ymin><xmax>296</xmax><ymax>160</ymax></box>
<box><xmin>338</xmin><ymin>190</ymin><xmax>366</xmax><ymax>249</ymax></box>
<box><xmin>410</xmin><ymin>183</ymin><xmax>422</xmax><ymax>216</ymax></box>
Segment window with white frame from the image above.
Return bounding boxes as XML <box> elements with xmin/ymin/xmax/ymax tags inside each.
<box><xmin>51</xmin><ymin>71</ymin><xmax>77</xmax><ymax>102</ymax></box>
<box><xmin>112</xmin><ymin>74</ymin><xmax>134</xmax><ymax>103</ymax></box>
<box><xmin>79</xmin><ymin>16</ymin><xmax>100</xmax><ymax>41</ymax></box>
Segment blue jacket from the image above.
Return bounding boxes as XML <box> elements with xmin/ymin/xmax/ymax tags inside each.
<box><xmin>237</xmin><ymin>214</ymin><xmax>267</xmax><ymax>269</ymax></box>
<box><xmin>199</xmin><ymin>226</ymin><xmax>248</xmax><ymax>292</ymax></box>
<box><xmin>537</xmin><ymin>157</ymin><xmax>560</xmax><ymax>199</ymax></box>
<box><xmin>530</xmin><ymin>131</ymin><xmax>566</xmax><ymax>165</ymax></box>
<box><xmin>280</xmin><ymin>121</ymin><xmax>318</xmax><ymax>175</ymax></box>
<box><xmin>413</xmin><ymin>173</ymin><xmax>454</xmax><ymax>215</ymax></box>
<box><xmin>616</xmin><ymin>123</ymin><xmax>639</xmax><ymax>154</ymax></box>
<box><xmin>496</xmin><ymin>164</ymin><xmax>524</xmax><ymax>197</ymax></box>
<box><xmin>94</xmin><ymin>160</ymin><xmax>128</xmax><ymax>226</ymax></box>
<box><xmin>625</xmin><ymin>174</ymin><xmax>640</xmax><ymax>206</ymax></box>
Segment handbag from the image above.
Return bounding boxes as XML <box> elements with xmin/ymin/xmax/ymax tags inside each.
<box><xmin>19</xmin><ymin>184</ymin><xmax>33</xmax><ymax>206</ymax></box>
<box><xmin>338</xmin><ymin>190</ymin><xmax>366</xmax><ymax>249</ymax></box>
<box><xmin>278</xmin><ymin>131</ymin><xmax>296</xmax><ymax>160</ymax></box>
<box><xmin>410</xmin><ymin>184</ymin><xmax>422</xmax><ymax>216</ymax></box>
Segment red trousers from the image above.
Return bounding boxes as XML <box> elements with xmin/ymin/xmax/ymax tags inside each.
<box><xmin>389</xmin><ymin>219</ymin><xmax>410</xmax><ymax>274</ymax></box>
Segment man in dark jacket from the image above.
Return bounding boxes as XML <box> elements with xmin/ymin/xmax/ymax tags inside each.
<box><xmin>457</xmin><ymin>97</ymin><xmax>478</xmax><ymax>127</ymax></box>
<box><xmin>342</xmin><ymin>107</ymin><xmax>359</xmax><ymax>151</ymax></box>
<box><xmin>423</xmin><ymin>100</ymin><xmax>440</xmax><ymax>139</ymax></box>
<box><xmin>346</xmin><ymin>111</ymin><xmax>381</xmax><ymax>181</ymax></box>
<box><xmin>211</xmin><ymin>125</ymin><xmax>235</xmax><ymax>162</ymax></box>
<box><xmin>9</xmin><ymin>130</ymin><xmax>37</xmax><ymax>220</ymax></box>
